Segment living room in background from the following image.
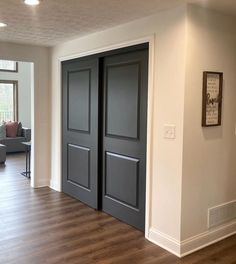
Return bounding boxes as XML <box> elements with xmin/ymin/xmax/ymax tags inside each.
<box><xmin>0</xmin><ymin>60</ymin><xmax>32</xmax><ymax>128</ymax></box>
<box><xmin>0</xmin><ymin>60</ymin><xmax>33</xmax><ymax>179</ymax></box>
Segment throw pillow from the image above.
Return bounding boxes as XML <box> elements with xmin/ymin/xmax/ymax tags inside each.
<box><xmin>17</xmin><ymin>122</ymin><xmax>22</xmax><ymax>137</ymax></box>
<box><xmin>0</xmin><ymin>124</ymin><xmax>6</xmax><ymax>139</ymax></box>
<box><xmin>6</xmin><ymin>121</ymin><xmax>18</xmax><ymax>138</ymax></box>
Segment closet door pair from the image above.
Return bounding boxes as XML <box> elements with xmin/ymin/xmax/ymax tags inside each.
<box><xmin>62</xmin><ymin>46</ymin><xmax>148</xmax><ymax>231</ymax></box>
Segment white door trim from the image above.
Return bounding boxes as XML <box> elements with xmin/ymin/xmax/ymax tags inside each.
<box><xmin>57</xmin><ymin>35</ymin><xmax>155</xmax><ymax>238</ymax></box>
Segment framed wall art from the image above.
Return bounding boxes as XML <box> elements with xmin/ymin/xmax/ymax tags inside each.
<box><xmin>202</xmin><ymin>71</ymin><xmax>223</xmax><ymax>127</ymax></box>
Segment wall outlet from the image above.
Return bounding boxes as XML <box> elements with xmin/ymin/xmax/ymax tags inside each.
<box><xmin>164</xmin><ymin>125</ymin><xmax>176</xmax><ymax>139</ymax></box>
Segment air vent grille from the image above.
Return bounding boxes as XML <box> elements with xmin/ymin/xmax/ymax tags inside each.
<box><xmin>208</xmin><ymin>200</ymin><xmax>236</xmax><ymax>229</ymax></box>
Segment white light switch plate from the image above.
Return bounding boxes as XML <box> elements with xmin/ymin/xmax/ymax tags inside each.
<box><xmin>164</xmin><ymin>125</ymin><xmax>176</xmax><ymax>139</ymax></box>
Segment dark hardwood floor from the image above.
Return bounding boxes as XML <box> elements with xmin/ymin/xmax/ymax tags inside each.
<box><xmin>0</xmin><ymin>154</ymin><xmax>235</xmax><ymax>264</ymax></box>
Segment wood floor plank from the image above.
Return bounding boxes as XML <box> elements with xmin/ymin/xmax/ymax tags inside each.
<box><xmin>0</xmin><ymin>153</ymin><xmax>235</xmax><ymax>264</ymax></box>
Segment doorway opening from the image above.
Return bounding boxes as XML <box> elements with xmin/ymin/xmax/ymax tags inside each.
<box><xmin>0</xmin><ymin>60</ymin><xmax>34</xmax><ymax>186</ymax></box>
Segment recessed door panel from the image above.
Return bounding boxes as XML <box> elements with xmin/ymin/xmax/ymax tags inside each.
<box><xmin>67</xmin><ymin>144</ymin><xmax>90</xmax><ymax>190</ymax></box>
<box><xmin>105</xmin><ymin>152</ymin><xmax>139</xmax><ymax>208</ymax></box>
<box><xmin>68</xmin><ymin>70</ymin><xmax>90</xmax><ymax>132</ymax></box>
<box><xmin>106</xmin><ymin>63</ymin><xmax>140</xmax><ymax>139</ymax></box>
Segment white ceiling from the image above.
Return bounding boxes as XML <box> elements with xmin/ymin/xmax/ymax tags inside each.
<box><xmin>0</xmin><ymin>0</ymin><xmax>235</xmax><ymax>47</ymax></box>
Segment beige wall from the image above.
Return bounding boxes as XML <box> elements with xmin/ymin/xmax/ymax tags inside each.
<box><xmin>0</xmin><ymin>42</ymin><xmax>51</xmax><ymax>187</ymax></box>
<box><xmin>50</xmin><ymin>6</ymin><xmax>187</xmax><ymax>242</ymax></box>
<box><xmin>181</xmin><ymin>5</ymin><xmax>236</xmax><ymax>240</ymax></box>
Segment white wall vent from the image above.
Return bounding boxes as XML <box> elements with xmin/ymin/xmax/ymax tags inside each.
<box><xmin>208</xmin><ymin>200</ymin><xmax>236</xmax><ymax>229</ymax></box>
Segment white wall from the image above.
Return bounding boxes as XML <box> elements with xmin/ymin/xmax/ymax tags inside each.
<box><xmin>0</xmin><ymin>61</ymin><xmax>32</xmax><ymax>128</ymax></box>
<box><xmin>181</xmin><ymin>4</ymin><xmax>236</xmax><ymax>243</ymax></box>
<box><xmin>0</xmin><ymin>42</ymin><xmax>51</xmax><ymax>188</ymax></box>
<box><xmin>50</xmin><ymin>4</ymin><xmax>236</xmax><ymax>256</ymax></box>
<box><xmin>50</xmin><ymin>5</ymin><xmax>187</xmax><ymax>245</ymax></box>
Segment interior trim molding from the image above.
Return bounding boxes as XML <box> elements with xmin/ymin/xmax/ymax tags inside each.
<box><xmin>148</xmin><ymin>220</ymin><xmax>236</xmax><ymax>258</ymax></box>
<box><xmin>180</xmin><ymin>220</ymin><xmax>236</xmax><ymax>257</ymax></box>
<box><xmin>148</xmin><ymin>227</ymin><xmax>181</xmax><ymax>257</ymax></box>
<box><xmin>57</xmin><ymin>34</ymin><xmax>156</xmax><ymax>239</ymax></box>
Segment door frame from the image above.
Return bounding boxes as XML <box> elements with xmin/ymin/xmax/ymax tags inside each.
<box><xmin>58</xmin><ymin>35</ymin><xmax>155</xmax><ymax>237</ymax></box>
<box><xmin>0</xmin><ymin>61</ymin><xmax>35</xmax><ymax>187</ymax></box>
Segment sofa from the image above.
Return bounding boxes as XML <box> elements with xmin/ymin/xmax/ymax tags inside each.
<box><xmin>0</xmin><ymin>127</ymin><xmax>31</xmax><ymax>153</ymax></box>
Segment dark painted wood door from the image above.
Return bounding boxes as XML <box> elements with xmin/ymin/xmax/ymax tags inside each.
<box><xmin>62</xmin><ymin>58</ymin><xmax>99</xmax><ymax>209</ymax></box>
<box><xmin>102</xmin><ymin>49</ymin><xmax>148</xmax><ymax>231</ymax></box>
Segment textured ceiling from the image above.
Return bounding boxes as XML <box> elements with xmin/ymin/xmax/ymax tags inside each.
<box><xmin>0</xmin><ymin>0</ymin><xmax>235</xmax><ymax>47</ymax></box>
<box><xmin>0</xmin><ymin>0</ymin><xmax>186</xmax><ymax>46</ymax></box>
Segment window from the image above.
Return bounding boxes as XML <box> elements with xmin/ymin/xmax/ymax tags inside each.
<box><xmin>0</xmin><ymin>60</ymin><xmax>18</xmax><ymax>72</ymax></box>
<box><xmin>0</xmin><ymin>81</ymin><xmax>18</xmax><ymax>122</ymax></box>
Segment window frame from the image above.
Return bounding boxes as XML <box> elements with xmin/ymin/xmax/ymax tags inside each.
<box><xmin>0</xmin><ymin>80</ymin><xmax>19</xmax><ymax>122</ymax></box>
<box><xmin>0</xmin><ymin>61</ymin><xmax>18</xmax><ymax>73</ymax></box>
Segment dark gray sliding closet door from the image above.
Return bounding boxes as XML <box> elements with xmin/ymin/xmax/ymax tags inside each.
<box><xmin>102</xmin><ymin>49</ymin><xmax>148</xmax><ymax>231</ymax></box>
<box><xmin>62</xmin><ymin>58</ymin><xmax>99</xmax><ymax>209</ymax></box>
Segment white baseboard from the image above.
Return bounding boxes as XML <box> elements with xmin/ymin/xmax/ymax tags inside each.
<box><xmin>180</xmin><ymin>220</ymin><xmax>236</xmax><ymax>257</ymax></box>
<box><xmin>148</xmin><ymin>228</ymin><xmax>181</xmax><ymax>257</ymax></box>
<box><xmin>148</xmin><ymin>220</ymin><xmax>236</xmax><ymax>258</ymax></box>
<box><xmin>50</xmin><ymin>179</ymin><xmax>61</xmax><ymax>192</ymax></box>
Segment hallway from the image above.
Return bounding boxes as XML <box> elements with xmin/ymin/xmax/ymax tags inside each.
<box><xmin>0</xmin><ymin>154</ymin><xmax>235</xmax><ymax>264</ymax></box>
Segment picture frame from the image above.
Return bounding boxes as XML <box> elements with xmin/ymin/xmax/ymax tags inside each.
<box><xmin>202</xmin><ymin>71</ymin><xmax>223</xmax><ymax>127</ymax></box>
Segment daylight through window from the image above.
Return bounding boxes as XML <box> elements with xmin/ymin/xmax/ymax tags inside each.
<box><xmin>0</xmin><ymin>60</ymin><xmax>18</xmax><ymax>72</ymax></box>
<box><xmin>0</xmin><ymin>81</ymin><xmax>18</xmax><ymax>122</ymax></box>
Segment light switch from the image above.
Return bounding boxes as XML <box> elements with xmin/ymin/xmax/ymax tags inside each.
<box><xmin>164</xmin><ymin>125</ymin><xmax>176</xmax><ymax>139</ymax></box>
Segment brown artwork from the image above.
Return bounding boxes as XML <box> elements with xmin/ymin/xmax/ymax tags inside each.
<box><xmin>202</xmin><ymin>71</ymin><xmax>223</xmax><ymax>127</ymax></box>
